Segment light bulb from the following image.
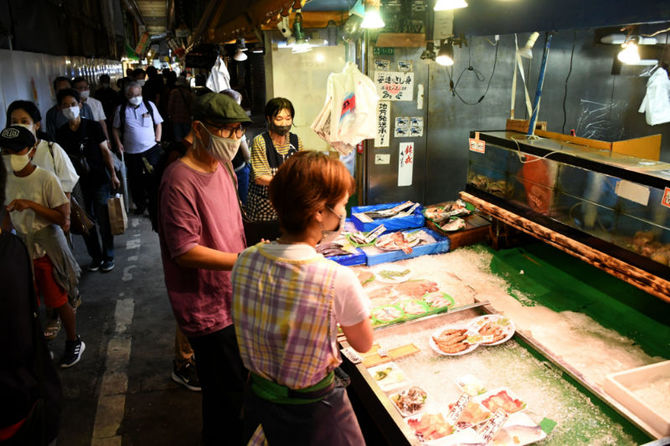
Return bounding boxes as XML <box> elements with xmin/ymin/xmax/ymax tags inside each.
<box><xmin>617</xmin><ymin>42</ymin><xmax>640</xmax><ymax>65</ymax></box>
<box><xmin>436</xmin><ymin>41</ymin><xmax>454</xmax><ymax>66</ymax></box>
<box><xmin>361</xmin><ymin>8</ymin><xmax>385</xmax><ymax>29</ymax></box>
<box><xmin>234</xmin><ymin>49</ymin><xmax>248</xmax><ymax>61</ymax></box>
<box><xmin>434</xmin><ymin>0</ymin><xmax>468</xmax><ymax>11</ymax></box>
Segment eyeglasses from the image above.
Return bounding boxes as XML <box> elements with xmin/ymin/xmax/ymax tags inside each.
<box><xmin>203</xmin><ymin>122</ymin><xmax>246</xmax><ymax>139</ymax></box>
<box><xmin>221</xmin><ymin>125</ymin><xmax>246</xmax><ymax>138</ymax></box>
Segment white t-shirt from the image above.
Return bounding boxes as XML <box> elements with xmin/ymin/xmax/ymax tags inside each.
<box><xmin>4</xmin><ymin>167</ymin><xmax>69</xmax><ymax>258</ymax></box>
<box><xmin>112</xmin><ymin>101</ymin><xmax>164</xmax><ymax>154</ymax></box>
<box><xmin>85</xmin><ymin>96</ymin><xmax>106</xmax><ymax>121</ymax></box>
<box><xmin>32</xmin><ymin>140</ymin><xmax>79</xmax><ymax>193</ymax></box>
<box><xmin>259</xmin><ymin>242</ymin><xmax>371</xmax><ymax>327</ymax></box>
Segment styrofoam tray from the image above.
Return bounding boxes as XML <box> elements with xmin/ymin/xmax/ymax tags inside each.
<box><xmin>604</xmin><ymin>360</ymin><xmax>670</xmax><ymax>437</ymax></box>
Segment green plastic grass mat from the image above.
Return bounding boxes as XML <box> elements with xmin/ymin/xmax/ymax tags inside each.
<box><xmin>478</xmin><ymin>242</ymin><xmax>670</xmax><ymax>360</ymax></box>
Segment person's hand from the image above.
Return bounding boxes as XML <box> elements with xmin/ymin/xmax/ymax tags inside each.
<box><xmin>6</xmin><ymin>199</ymin><xmax>33</xmax><ymax>212</ymax></box>
<box><xmin>111</xmin><ymin>174</ymin><xmax>121</xmax><ymax>190</ymax></box>
<box><xmin>117</xmin><ymin>142</ymin><xmax>124</xmax><ymax>153</ymax></box>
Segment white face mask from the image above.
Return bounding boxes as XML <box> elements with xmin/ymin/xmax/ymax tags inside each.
<box><xmin>3</xmin><ymin>153</ymin><xmax>32</xmax><ymax>173</ymax></box>
<box><xmin>320</xmin><ymin>207</ymin><xmax>346</xmax><ymax>245</ymax></box>
<box><xmin>137</xmin><ymin>80</ymin><xmax>146</xmax><ymax>87</ymax></box>
<box><xmin>129</xmin><ymin>96</ymin><xmax>142</xmax><ymax>106</ymax></box>
<box><xmin>14</xmin><ymin>123</ymin><xmax>35</xmax><ymax>137</ymax></box>
<box><xmin>62</xmin><ymin>106</ymin><xmax>80</xmax><ymax>121</ymax></box>
<box><xmin>80</xmin><ymin>90</ymin><xmax>90</xmax><ymax>100</ymax></box>
<box><xmin>199</xmin><ymin>123</ymin><xmax>241</xmax><ymax>163</ymax></box>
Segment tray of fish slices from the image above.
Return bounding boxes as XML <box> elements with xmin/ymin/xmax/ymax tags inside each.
<box><xmin>429</xmin><ymin>314</ymin><xmax>516</xmax><ymax>356</ymax></box>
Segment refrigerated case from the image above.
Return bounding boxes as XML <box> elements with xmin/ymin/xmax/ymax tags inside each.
<box><xmin>462</xmin><ymin>130</ymin><xmax>670</xmax><ymax>301</ymax></box>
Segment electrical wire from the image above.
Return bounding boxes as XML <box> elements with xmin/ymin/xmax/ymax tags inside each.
<box><xmin>561</xmin><ymin>30</ymin><xmax>577</xmax><ymax>134</ymax></box>
<box><xmin>641</xmin><ymin>25</ymin><xmax>670</xmax><ymax>37</ymax></box>
<box><xmin>448</xmin><ymin>37</ymin><xmax>500</xmax><ymax>105</ymax></box>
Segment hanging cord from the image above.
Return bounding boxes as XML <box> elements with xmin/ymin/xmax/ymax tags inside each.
<box><xmin>561</xmin><ymin>30</ymin><xmax>577</xmax><ymax>134</ymax></box>
<box><xmin>447</xmin><ymin>37</ymin><xmax>500</xmax><ymax>105</ymax></box>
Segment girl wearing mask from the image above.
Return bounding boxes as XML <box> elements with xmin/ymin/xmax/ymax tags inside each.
<box><xmin>232</xmin><ymin>151</ymin><xmax>373</xmax><ymax>445</ymax></box>
<box><xmin>246</xmin><ymin>98</ymin><xmax>303</xmax><ymax>244</ymax></box>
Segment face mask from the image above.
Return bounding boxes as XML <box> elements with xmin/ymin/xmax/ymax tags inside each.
<box><xmin>5</xmin><ymin>153</ymin><xmax>32</xmax><ymax>173</ymax></box>
<box><xmin>270</xmin><ymin>122</ymin><xmax>291</xmax><ymax>136</ymax></box>
<box><xmin>80</xmin><ymin>90</ymin><xmax>90</xmax><ymax>100</ymax></box>
<box><xmin>14</xmin><ymin>123</ymin><xmax>35</xmax><ymax>137</ymax></box>
<box><xmin>137</xmin><ymin>80</ymin><xmax>146</xmax><ymax>87</ymax></box>
<box><xmin>320</xmin><ymin>207</ymin><xmax>346</xmax><ymax>245</ymax></box>
<box><xmin>129</xmin><ymin>96</ymin><xmax>142</xmax><ymax>106</ymax></box>
<box><xmin>102</xmin><ymin>82</ymin><xmax>110</xmax><ymax>88</ymax></box>
<box><xmin>62</xmin><ymin>106</ymin><xmax>80</xmax><ymax>121</ymax></box>
<box><xmin>198</xmin><ymin>123</ymin><xmax>241</xmax><ymax>163</ymax></box>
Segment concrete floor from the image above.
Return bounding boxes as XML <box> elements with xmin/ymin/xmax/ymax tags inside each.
<box><xmin>51</xmin><ymin>215</ymin><xmax>201</xmax><ymax>446</ymax></box>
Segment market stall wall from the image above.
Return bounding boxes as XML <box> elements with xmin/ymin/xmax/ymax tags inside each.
<box><xmin>423</xmin><ymin>29</ymin><xmax>670</xmax><ymax>206</ymax></box>
<box><xmin>0</xmin><ymin>49</ymin><xmax>123</xmax><ymax>130</ymax></box>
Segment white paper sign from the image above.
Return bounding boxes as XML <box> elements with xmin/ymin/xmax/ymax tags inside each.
<box><xmin>394</xmin><ymin>116</ymin><xmax>409</xmax><ymax>137</ymax></box>
<box><xmin>375</xmin><ymin>101</ymin><xmax>391</xmax><ymax>147</ymax></box>
<box><xmin>398</xmin><ymin>142</ymin><xmax>414</xmax><ymax>186</ymax></box>
<box><xmin>375</xmin><ymin>71</ymin><xmax>414</xmax><ymax>101</ymax></box>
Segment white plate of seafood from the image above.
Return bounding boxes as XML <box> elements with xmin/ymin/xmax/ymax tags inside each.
<box><xmin>429</xmin><ymin>325</ymin><xmax>479</xmax><ymax>356</ymax></box>
<box><xmin>375</xmin><ymin>231</ymin><xmax>422</xmax><ymax>253</ymax></box>
<box><xmin>467</xmin><ymin>314</ymin><xmax>515</xmax><ymax>346</ymax></box>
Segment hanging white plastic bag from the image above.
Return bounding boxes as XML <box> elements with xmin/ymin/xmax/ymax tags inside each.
<box><xmin>639</xmin><ymin>68</ymin><xmax>670</xmax><ymax>126</ymax></box>
<box><xmin>206</xmin><ymin>56</ymin><xmax>231</xmax><ymax>93</ymax></box>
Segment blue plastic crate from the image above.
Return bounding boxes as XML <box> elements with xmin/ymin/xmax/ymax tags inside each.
<box><xmin>362</xmin><ymin>228</ymin><xmax>449</xmax><ymax>266</ymax></box>
<box><xmin>325</xmin><ymin>247</ymin><xmax>366</xmax><ymax>266</ymax></box>
<box><xmin>350</xmin><ymin>202</ymin><xmax>425</xmax><ymax>233</ymax></box>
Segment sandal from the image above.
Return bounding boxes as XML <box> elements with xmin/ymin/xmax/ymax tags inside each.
<box><xmin>44</xmin><ymin>318</ymin><xmax>62</xmax><ymax>340</ymax></box>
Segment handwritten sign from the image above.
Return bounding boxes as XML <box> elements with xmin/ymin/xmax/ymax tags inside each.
<box><xmin>398</xmin><ymin>142</ymin><xmax>414</xmax><ymax>187</ymax></box>
<box><xmin>374</xmin><ymin>71</ymin><xmax>414</xmax><ymax>101</ymax></box>
<box><xmin>469</xmin><ymin>138</ymin><xmax>486</xmax><ymax>154</ymax></box>
<box><xmin>375</xmin><ymin>101</ymin><xmax>390</xmax><ymax>147</ymax></box>
<box><xmin>662</xmin><ymin>187</ymin><xmax>670</xmax><ymax>209</ymax></box>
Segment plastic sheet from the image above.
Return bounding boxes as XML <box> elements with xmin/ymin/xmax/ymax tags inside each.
<box><xmin>574</xmin><ymin>98</ymin><xmax>626</xmax><ymax>141</ymax></box>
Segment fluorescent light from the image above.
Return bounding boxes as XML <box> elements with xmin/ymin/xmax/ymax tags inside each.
<box><xmin>434</xmin><ymin>0</ymin><xmax>468</xmax><ymax>11</ymax></box>
<box><xmin>436</xmin><ymin>41</ymin><xmax>454</xmax><ymax>66</ymax></box>
<box><xmin>361</xmin><ymin>8</ymin><xmax>385</xmax><ymax>29</ymax></box>
<box><xmin>618</xmin><ymin>41</ymin><xmax>640</xmax><ymax>65</ymax></box>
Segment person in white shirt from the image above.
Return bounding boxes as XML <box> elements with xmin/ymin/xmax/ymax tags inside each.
<box><xmin>73</xmin><ymin>77</ymin><xmax>109</xmax><ymax>141</ymax></box>
<box><xmin>112</xmin><ymin>81</ymin><xmax>164</xmax><ymax>215</ymax></box>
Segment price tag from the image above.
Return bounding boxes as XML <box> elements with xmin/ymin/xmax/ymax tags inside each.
<box><xmin>662</xmin><ymin>187</ymin><xmax>670</xmax><ymax>209</ymax></box>
<box><xmin>469</xmin><ymin>138</ymin><xmax>486</xmax><ymax>154</ymax></box>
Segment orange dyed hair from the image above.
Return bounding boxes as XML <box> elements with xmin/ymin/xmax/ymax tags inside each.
<box><xmin>269</xmin><ymin>151</ymin><xmax>355</xmax><ymax>235</ymax></box>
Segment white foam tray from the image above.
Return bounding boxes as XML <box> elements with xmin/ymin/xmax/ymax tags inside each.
<box><xmin>604</xmin><ymin>360</ymin><xmax>670</xmax><ymax>438</ymax></box>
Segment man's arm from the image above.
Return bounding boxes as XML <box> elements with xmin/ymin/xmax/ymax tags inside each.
<box><xmin>99</xmin><ymin>119</ymin><xmax>110</xmax><ymax>140</ymax></box>
<box><xmin>174</xmin><ymin>245</ymin><xmax>238</xmax><ymax>270</ymax></box>
<box><xmin>154</xmin><ymin>123</ymin><xmax>162</xmax><ymax>142</ymax></box>
<box><xmin>100</xmin><ymin>142</ymin><xmax>120</xmax><ymax>189</ymax></box>
<box><xmin>112</xmin><ymin>127</ymin><xmax>124</xmax><ymax>153</ymax></box>
<box><xmin>6</xmin><ymin>200</ymin><xmax>69</xmax><ymax>229</ymax></box>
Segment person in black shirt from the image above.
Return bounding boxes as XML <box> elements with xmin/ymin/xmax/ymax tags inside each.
<box><xmin>0</xmin><ymin>155</ymin><xmax>63</xmax><ymax>445</ymax></box>
<box><xmin>55</xmin><ymin>88</ymin><xmax>120</xmax><ymax>273</ymax></box>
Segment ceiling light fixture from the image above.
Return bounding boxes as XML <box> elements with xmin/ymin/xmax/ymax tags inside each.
<box><xmin>436</xmin><ymin>39</ymin><xmax>454</xmax><ymax>66</ymax></box>
<box><xmin>618</xmin><ymin>38</ymin><xmax>640</xmax><ymax>65</ymax></box>
<box><xmin>361</xmin><ymin>0</ymin><xmax>385</xmax><ymax>29</ymax></box>
<box><xmin>434</xmin><ymin>0</ymin><xmax>468</xmax><ymax>11</ymax></box>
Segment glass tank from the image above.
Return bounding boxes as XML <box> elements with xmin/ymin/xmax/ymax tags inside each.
<box><xmin>466</xmin><ymin>131</ymin><xmax>670</xmax><ymax>278</ymax></box>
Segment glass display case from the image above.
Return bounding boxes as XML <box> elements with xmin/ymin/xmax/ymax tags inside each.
<box><xmin>466</xmin><ymin>131</ymin><xmax>670</xmax><ymax>280</ymax></box>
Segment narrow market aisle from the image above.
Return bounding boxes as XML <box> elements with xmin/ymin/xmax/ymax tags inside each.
<box><xmin>54</xmin><ymin>215</ymin><xmax>201</xmax><ymax>446</ymax></box>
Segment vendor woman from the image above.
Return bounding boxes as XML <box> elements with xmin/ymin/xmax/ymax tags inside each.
<box><xmin>232</xmin><ymin>151</ymin><xmax>373</xmax><ymax>445</ymax></box>
<box><xmin>246</xmin><ymin>97</ymin><xmax>303</xmax><ymax>244</ymax></box>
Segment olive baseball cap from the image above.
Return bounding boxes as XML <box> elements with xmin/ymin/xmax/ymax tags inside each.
<box><xmin>192</xmin><ymin>92</ymin><xmax>251</xmax><ymax>126</ymax></box>
<box><xmin>0</xmin><ymin>125</ymin><xmax>36</xmax><ymax>153</ymax></box>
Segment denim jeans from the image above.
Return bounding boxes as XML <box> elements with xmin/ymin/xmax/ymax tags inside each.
<box><xmin>125</xmin><ymin>144</ymin><xmax>162</xmax><ymax>213</ymax></box>
<box><xmin>235</xmin><ymin>163</ymin><xmax>250</xmax><ymax>206</ymax></box>
<box><xmin>81</xmin><ymin>181</ymin><xmax>114</xmax><ymax>262</ymax></box>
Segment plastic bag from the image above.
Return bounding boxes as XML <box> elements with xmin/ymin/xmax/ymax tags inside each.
<box><xmin>311</xmin><ymin>62</ymin><xmax>379</xmax><ymax>155</ymax></box>
<box><xmin>205</xmin><ymin>56</ymin><xmax>231</xmax><ymax>93</ymax></box>
<box><xmin>639</xmin><ymin>68</ymin><xmax>670</xmax><ymax>126</ymax></box>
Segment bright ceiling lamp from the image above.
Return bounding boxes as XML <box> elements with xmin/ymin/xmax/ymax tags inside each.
<box><xmin>618</xmin><ymin>38</ymin><xmax>640</xmax><ymax>65</ymax></box>
<box><xmin>436</xmin><ymin>40</ymin><xmax>454</xmax><ymax>66</ymax></box>
<box><xmin>361</xmin><ymin>0</ymin><xmax>385</xmax><ymax>29</ymax></box>
<box><xmin>233</xmin><ymin>38</ymin><xmax>248</xmax><ymax>61</ymax></box>
<box><xmin>517</xmin><ymin>32</ymin><xmax>539</xmax><ymax>59</ymax></box>
<box><xmin>434</xmin><ymin>0</ymin><xmax>468</xmax><ymax>11</ymax></box>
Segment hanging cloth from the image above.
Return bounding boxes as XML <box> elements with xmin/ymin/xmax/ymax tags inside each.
<box><xmin>638</xmin><ymin>67</ymin><xmax>670</xmax><ymax>126</ymax></box>
<box><xmin>205</xmin><ymin>56</ymin><xmax>231</xmax><ymax>93</ymax></box>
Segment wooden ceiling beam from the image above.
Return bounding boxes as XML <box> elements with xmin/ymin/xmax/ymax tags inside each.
<box><xmin>188</xmin><ymin>0</ymin><xmax>221</xmax><ymax>47</ymax></box>
<box><xmin>209</xmin><ymin>0</ymin><xmax>301</xmax><ymax>43</ymax></box>
<box><xmin>259</xmin><ymin>11</ymin><xmax>349</xmax><ymax>30</ymax></box>
<box><xmin>207</xmin><ymin>0</ymin><xmax>230</xmax><ymax>42</ymax></box>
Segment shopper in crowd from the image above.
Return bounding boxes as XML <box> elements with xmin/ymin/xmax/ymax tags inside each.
<box><xmin>221</xmin><ymin>89</ymin><xmax>250</xmax><ymax>205</ymax></box>
<box><xmin>167</xmin><ymin>76</ymin><xmax>193</xmax><ymax>142</ymax></box>
<box><xmin>45</xmin><ymin>76</ymin><xmax>93</xmax><ymax>141</ymax></box>
<box><xmin>132</xmin><ymin>68</ymin><xmax>147</xmax><ymax>86</ymax></box>
<box><xmin>55</xmin><ymin>89</ymin><xmax>119</xmax><ymax>273</ymax></box>
<box><xmin>95</xmin><ymin>74</ymin><xmax>120</xmax><ymax>147</ymax></box>
<box><xmin>246</xmin><ymin>97</ymin><xmax>303</xmax><ymax>244</ymax></box>
<box><xmin>112</xmin><ymin>81</ymin><xmax>163</xmax><ymax>215</ymax></box>
<box><xmin>1</xmin><ymin>125</ymin><xmax>85</xmax><ymax>368</ymax></box>
<box><xmin>157</xmin><ymin>92</ymin><xmax>251</xmax><ymax>446</ymax></box>
<box><xmin>7</xmin><ymin>100</ymin><xmax>81</xmax><ymax>340</ymax></box>
<box><xmin>232</xmin><ymin>150</ymin><xmax>372</xmax><ymax>445</ymax></box>
<box><xmin>72</xmin><ymin>77</ymin><xmax>109</xmax><ymax>140</ymax></box>
<box><xmin>0</xmin><ymin>154</ymin><xmax>63</xmax><ymax>445</ymax></box>
<box><xmin>143</xmin><ymin>66</ymin><xmax>164</xmax><ymax>108</ymax></box>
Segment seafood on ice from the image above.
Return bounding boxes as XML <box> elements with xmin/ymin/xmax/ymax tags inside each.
<box><xmin>391</xmin><ymin>386</ymin><xmax>428</xmax><ymax>416</ymax></box>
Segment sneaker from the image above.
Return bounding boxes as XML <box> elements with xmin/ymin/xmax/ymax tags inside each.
<box><xmin>101</xmin><ymin>260</ymin><xmax>115</xmax><ymax>272</ymax></box>
<box><xmin>171</xmin><ymin>361</ymin><xmax>201</xmax><ymax>391</ymax></box>
<box><xmin>44</xmin><ymin>318</ymin><xmax>62</xmax><ymax>340</ymax></box>
<box><xmin>60</xmin><ymin>336</ymin><xmax>85</xmax><ymax>368</ymax></box>
<box><xmin>87</xmin><ymin>260</ymin><xmax>103</xmax><ymax>272</ymax></box>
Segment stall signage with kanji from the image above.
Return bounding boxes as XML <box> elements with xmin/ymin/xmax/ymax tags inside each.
<box><xmin>374</xmin><ymin>71</ymin><xmax>414</xmax><ymax>101</ymax></box>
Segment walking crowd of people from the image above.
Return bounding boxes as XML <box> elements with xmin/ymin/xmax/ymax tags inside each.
<box><xmin>1</xmin><ymin>66</ymin><xmax>373</xmax><ymax>446</ymax></box>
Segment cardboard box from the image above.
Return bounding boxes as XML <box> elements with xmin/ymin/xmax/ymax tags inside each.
<box><xmin>604</xmin><ymin>360</ymin><xmax>670</xmax><ymax>437</ymax></box>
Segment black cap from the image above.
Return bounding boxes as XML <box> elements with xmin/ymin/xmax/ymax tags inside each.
<box><xmin>192</xmin><ymin>92</ymin><xmax>251</xmax><ymax>126</ymax></box>
<box><xmin>0</xmin><ymin>125</ymin><xmax>36</xmax><ymax>153</ymax></box>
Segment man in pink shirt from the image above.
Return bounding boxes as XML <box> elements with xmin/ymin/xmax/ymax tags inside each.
<box><xmin>158</xmin><ymin>92</ymin><xmax>250</xmax><ymax>446</ymax></box>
